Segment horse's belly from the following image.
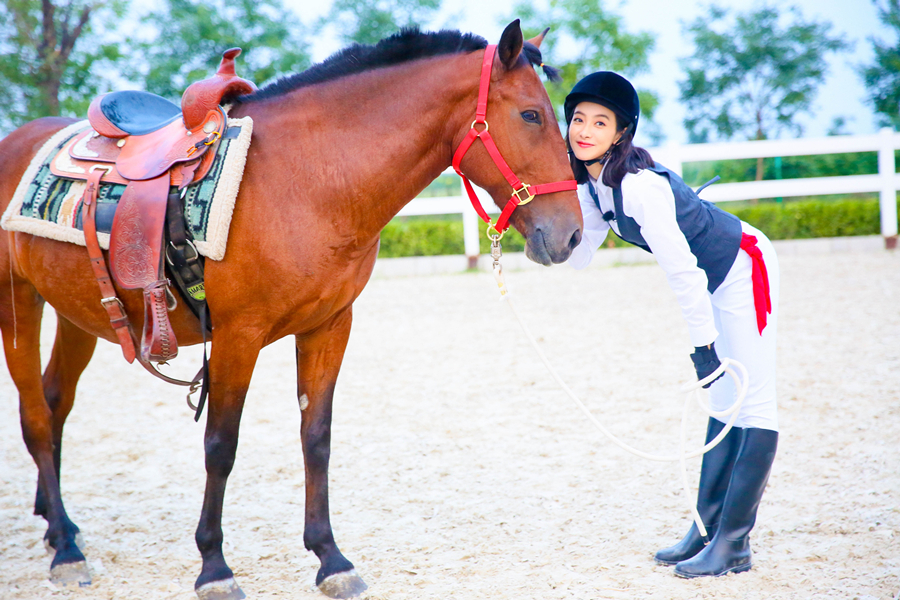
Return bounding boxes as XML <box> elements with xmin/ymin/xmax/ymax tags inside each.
<box><xmin>12</xmin><ymin>234</ymin><xmax>204</xmax><ymax>345</ymax></box>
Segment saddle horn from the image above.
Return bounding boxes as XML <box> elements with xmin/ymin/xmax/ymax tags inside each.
<box><xmin>181</xmin><ymin>48</ymin><xmax>258</xmax><ymax>130</ymax></box>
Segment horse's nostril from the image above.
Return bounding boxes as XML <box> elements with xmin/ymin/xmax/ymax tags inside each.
<box><xmin>569</xmin><ymin>228</ymin><xmax>582</xmax><ymax>251</ymax></box>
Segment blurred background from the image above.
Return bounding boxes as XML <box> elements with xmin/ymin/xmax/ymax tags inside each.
<box><xmin>1</xmin><ymin>0</ymin><xmax>898</xmax><ymax>256</ymax></box>
<box><xmin>0</xmin><ymin>0</ymin><xmax>891</xmax><ymax>143</ymax></box>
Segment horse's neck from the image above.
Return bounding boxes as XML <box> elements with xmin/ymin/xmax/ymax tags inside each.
<box><xmin>241</xmin><ymin>55</ymin><xmax>479</xmax><ymax>241</ymax></box>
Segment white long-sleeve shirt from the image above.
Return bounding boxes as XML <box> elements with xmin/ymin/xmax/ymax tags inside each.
<box><xmin>568</xmin><ymin>168</ymin><xmax>719</xmax><ymax>347</ymax></box>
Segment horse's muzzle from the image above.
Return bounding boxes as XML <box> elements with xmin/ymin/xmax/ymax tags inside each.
<box><xmin>525</xmin><ymin>226</ymin><xmax>582</xmax><ymax>266</ymax></box>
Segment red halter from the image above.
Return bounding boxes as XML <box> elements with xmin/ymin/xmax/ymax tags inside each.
<box><xmin>451</xmin><ymin>45</ymin><xmax>578</xmax><ymax>234</ymax></box>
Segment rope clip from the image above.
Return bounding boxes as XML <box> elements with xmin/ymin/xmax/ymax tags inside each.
<box><xmin>490</xmin><ymin>237</ymin><xmax>508</xmax><ymax>297</ymax></box>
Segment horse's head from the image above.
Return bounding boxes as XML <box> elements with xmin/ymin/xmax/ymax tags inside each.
<box><xmin>452</xmin><ymin>20</ymin><xmax>582</xmax><ymax>266</ymax></box>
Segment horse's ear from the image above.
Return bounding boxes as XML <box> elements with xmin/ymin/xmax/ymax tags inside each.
<box><xmin>526</xmin><ymin>27</ymin><xmax>550</xmax><ymax>49</ymax></box>
<box><xmin>498</xmin><ymin>20</ymin><xmax>524</xmax><ymax>70</ymax></box>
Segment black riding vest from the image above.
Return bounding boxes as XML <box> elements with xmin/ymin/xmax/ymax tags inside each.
<box><xmin>589</xmin><ymin>164</ymin><xmax>742</xmax><ymax>293</ymax></box>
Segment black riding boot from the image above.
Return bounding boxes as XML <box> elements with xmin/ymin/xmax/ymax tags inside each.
<box><xmin>674</xmin><ymin>427</ymin><xmax>778</xmax><ymax>578</ymax></box>
<box><xmin>654</xmin><ymin>418</ymin><xmax>743</xmax><ymax>565</ymax></box>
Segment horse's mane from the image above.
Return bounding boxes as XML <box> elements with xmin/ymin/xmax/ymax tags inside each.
<box><xmin>235</xmin><ymin>27</ymin><xmax>557</xmax><ymax>104</ymax></box>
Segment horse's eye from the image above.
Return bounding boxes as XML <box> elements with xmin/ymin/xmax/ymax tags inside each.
<box><xmin>521</xmin><ymin>110</ymin><xmax>541</xmax><ymax>125</ymax></box>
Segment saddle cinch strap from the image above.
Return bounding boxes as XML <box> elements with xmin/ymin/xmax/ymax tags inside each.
<box><xmin>80</xmin><ymin>168</ymin><xmax>178</xmax><ymax>364</ymax></box>
<box><xmin>82</xmin><ymin>167</ymin><xmax>137</xmax><ymax>363</ymax></box>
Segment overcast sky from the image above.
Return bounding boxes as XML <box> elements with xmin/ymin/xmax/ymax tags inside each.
<box><xmin>285</xmin><ymin>0</ymin><xmax>888</xmax><ymax>146</ymax></box>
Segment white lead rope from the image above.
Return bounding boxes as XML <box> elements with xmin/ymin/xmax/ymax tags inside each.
<box><xmin>491</xmin><ymin>260</ymin><xmax>749</xmax><ymax>538</ymax></box>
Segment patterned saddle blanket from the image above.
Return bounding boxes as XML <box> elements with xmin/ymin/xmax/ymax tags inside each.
<box><xmin>1</xmin><ymin>116</ymin><xmax>253</xmax><ymax>261</ymax></box>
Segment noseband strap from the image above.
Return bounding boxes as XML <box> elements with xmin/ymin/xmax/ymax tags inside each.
<box><xmin>451</xmin><ymin>45</ymin><xmax>577</xmax><ymax>233</ymax></box>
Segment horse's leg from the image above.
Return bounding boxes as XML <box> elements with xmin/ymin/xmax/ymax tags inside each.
<box><xmin>0</xmin><ymin>281</ymin><xmax>91</xmax><ymax>586</ymax></box>
<box><xmin>193</xmin><ymin>330</ymin><xmax>263</xmax><ymax>600</ymax></box>
<box><xmin>296</xmin><ymin>308</ymin><xmax>367</xmax><ymax>599</ymax></box>
<box><xmin>34</xmin><ymin>315</ymin><xmax>98</xmax><ymax>543</ymax></box>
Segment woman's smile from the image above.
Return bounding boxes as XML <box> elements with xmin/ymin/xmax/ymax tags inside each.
<box><xmin>568</xmin><ymin>101</ymin><xmax>621</xmax><ymax>168</ymax></box>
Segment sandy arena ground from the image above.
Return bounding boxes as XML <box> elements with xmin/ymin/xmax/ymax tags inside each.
<box><xmin>1</xmin><ymin>248</ymin><xmax>898</xmax><ymax>600</ymax></box>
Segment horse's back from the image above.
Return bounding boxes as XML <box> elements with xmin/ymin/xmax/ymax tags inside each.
<box><xmin>0</xmin><ymin>117</ymin><xmax>205</xmax><ymax>346</ymax></box>
<box><xmin>0</xmin><ymin>117</ymin><xmax>78</xmax><ymax>213</ymax></box>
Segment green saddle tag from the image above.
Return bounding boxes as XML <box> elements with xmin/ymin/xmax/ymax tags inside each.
<box><xmin>187</xmin><ymin>282</ymin><xmax>206</xmax><ymax>301</ymax></box>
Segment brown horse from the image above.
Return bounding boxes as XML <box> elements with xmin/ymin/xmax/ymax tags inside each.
<box><xmin>0</xmin><ymin>22</ymin><xmax>581</xmax><ymax>600</ymax></box>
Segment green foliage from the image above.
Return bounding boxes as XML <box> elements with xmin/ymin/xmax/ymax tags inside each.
<box><xmin>377</xmin><ymin>216</ymin><xmax>527</xmax><ymax>258</ymax></box>
<box><xmin>418</xmin><ymin>174</ymin><xmax>461</xmax><ymax>198</ymax></box>
<box><xmin>130</xmin><ymin>0</ymin><xmax>311</xmax><ymax>100</ymax></box>
<box><xmin>378</xmin><ymin>218</ymin><xmax>465</xmax><ymax>258</ymax></box>
<box><xmin>498</xmin><ymin>0</ymin><xmax>660</xmax><ymax>143</ymax></box>
<box><xmin>0</xmin><ymin>0</ymin><xmax>128</xmax><ymax>132</ymax></box>
<box><xmin>861</xmin><ymin>0</ymin><xmax>900</xmax><ymax>129</ymax></box>
<box><xmin>680</xmin><ymin>5</ymin><xmax>850</xmax><ymax>144</ymax></box>
<box><xmin>724</xmin><ymin>198</ymin><xmax>894</xmax><ymax>240</ymax></box>
<box><xmin>376</xmin><ymin>198</ymin><xmax>899</xmax><ymax>258</ymax></box>
<box><xmin>319</xmin><ymin>0</ymin><xmax>442</xmax><ymax>46</ymax></box>
<box><xmin>479</xmin><ymin>227</ymin><xmax>526</xmax><ymax>255</ymax></box>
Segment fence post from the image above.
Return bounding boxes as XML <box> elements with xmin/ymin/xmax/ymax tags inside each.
<box><xmin>653</xmin><ymin>143</ymin><xmax>683</xmax><ymax>177</ymax></box>
<box><xmin>878</xmin><ymin>127</ymin><xmax>898</xmax><ymax>249</ymax></box>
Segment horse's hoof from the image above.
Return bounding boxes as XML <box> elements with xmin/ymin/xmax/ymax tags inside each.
<box><xmin>196</xmin><ymin>577</ymin><xmax>246</xmax><ymax>600</ymax></box>
<box><xmin>318</xmin><ymin>569</ymin><xmax>368</xmax><ymax>599</ymax></box>
<box><xmin>50</xmin><ymin>560</ymin><xmax>92</xmax><ymax>587</ymax></box>
<box><xmin>44</xmin><ymin>532</ymin><xmax>86</xmax><ymax>555</ymax></box>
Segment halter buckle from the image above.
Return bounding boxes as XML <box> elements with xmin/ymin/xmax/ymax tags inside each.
<box><xmin>511</xmin><ymin>183</ymin><xmax>535</xmax><ymax>205</ymax></box>
<box><xmin>470</xmin><ymin>119</ymin><xmax>489</xmax><ymax>133</ymax></box>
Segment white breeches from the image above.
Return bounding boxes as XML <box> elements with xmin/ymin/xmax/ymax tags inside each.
<box><xmin>708</xmin><ymin>222</ymin><xmax>780</xmax><ymax>432</ymax></box>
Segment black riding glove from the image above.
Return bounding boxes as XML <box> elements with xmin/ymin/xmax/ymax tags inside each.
<box><xmin>690</xmin><ymin>342</ymin><xmax>724</xmax><ymax>389</ymax></box>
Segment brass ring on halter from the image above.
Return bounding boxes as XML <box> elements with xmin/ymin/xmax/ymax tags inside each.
<box><xmin>486</xmin><ymin>221</ymin><xmax>505</xmax><ymax>241</ymax></box>
<box><xmin>511</xmin><ymin>183</ymin><xmax>535</xmax><ymax>205</ymax></box>
<box><xmin>471</xmin><ymin>119</ymin><xmax>489</xmax><ymax>132</ymax></box>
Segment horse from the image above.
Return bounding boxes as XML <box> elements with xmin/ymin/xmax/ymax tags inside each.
<box><xmin>0</xmin><ymin>21</ymin><xmax>582</xmax><ymax>600</ymax></box>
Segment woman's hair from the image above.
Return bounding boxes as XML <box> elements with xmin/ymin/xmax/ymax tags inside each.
<box><xmin>567</xmin><ymin>109</ymin><xmax>655</xmax><ymax>188</ymax></box>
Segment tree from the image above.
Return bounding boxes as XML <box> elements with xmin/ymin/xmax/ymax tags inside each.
<box><xmin>130</xmin><ymin>0</ymin><xmax>311</xmax><ymax>101</ymax></box>
<box><xmin>861</xmin><ymin>0</ymin><xmax>900</xmax><ymax>129</ymax></box>
<box><xmin>679</xmin><ymin>5</ymin><xmax>850</xmax><ymax>179</ymax></box>
<box><xmin>318</xmin><ymin>0</ymin><xmax>442</xmax><ymax>46</ymax></box>
<box><xmin>499</xmin><ymin>0</ymin><xmax>661</xmax><ymax>144</ymax></box>
<box><xmin>0</xmin><ymin>0</ymin><xmax>128</xmax><ymax>133</ymax></box>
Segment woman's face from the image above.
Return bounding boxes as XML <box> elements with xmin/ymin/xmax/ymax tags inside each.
<box><xmin>568</xmin><ymin>101</ymin><xmax>622</xmax><ymax>163</ymax></box>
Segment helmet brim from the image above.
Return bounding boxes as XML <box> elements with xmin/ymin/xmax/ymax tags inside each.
<box><xmin>564</xmin><ymin>93</ymin><xmax>634</xmax><ymax>130</ymax></box>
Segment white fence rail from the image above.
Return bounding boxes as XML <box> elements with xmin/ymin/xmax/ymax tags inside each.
<box><xmin>398</xmin><ymin>128</ymin><xmax>900</xmax><ymax>261</ymax></box>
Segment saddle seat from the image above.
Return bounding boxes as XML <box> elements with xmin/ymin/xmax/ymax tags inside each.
<box><xmin>72</xmin><ymin>48</ymin><xmax>256</xmax><ymax>367</ymax></box>
<box><xmin>89</xmin><ymin>48</ymin><xmax>257</xmax><ymax>140</ymax></box>
<box><xmin>87</xmin><ymin>91</ymin><xmax>182</xmax><ymax>138</ymax></box>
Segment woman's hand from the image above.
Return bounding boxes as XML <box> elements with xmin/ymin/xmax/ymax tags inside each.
<box><xmin>691</xmin><ymin>342</ymin><xmax>724</xmax><ymax>389</ymax></box>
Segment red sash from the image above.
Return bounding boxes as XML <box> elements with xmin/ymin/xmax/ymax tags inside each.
<box><xmin>739</xmin><ymin>233</ymin><xmax>772</xmax><ymax>335</ymax></box>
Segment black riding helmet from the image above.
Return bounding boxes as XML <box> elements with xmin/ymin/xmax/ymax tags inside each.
<box><xmin>564</xmin><ymin>71</ymin><xmax>640</xmax><ymax>136</ymax></box>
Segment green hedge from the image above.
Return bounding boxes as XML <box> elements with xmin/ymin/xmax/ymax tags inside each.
<box><xmin>378</xmin><ymin>219</ymin><xmax>465</xmax><ymax>258</ymax></box>
<box><xmin>377</xmin><ymin>198</ymin><xmax>900</xmax><ymax>258</ymax></box>
<box><xmin>729</xmin><ymin>198</ymin><xmax>894</xmax><ymax>240</ymax></box>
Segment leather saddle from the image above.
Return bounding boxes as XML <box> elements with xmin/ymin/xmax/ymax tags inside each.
<box><xmin>60</xmin><ymin>48</ymin><xmax>256</xmax><ymax>365</ymax></box>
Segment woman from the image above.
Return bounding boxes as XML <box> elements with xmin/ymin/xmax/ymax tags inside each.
<box><xmin>564</xmin><ymin>72</ymin><xmax>779</xmax><ymax>578</ymax></box>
